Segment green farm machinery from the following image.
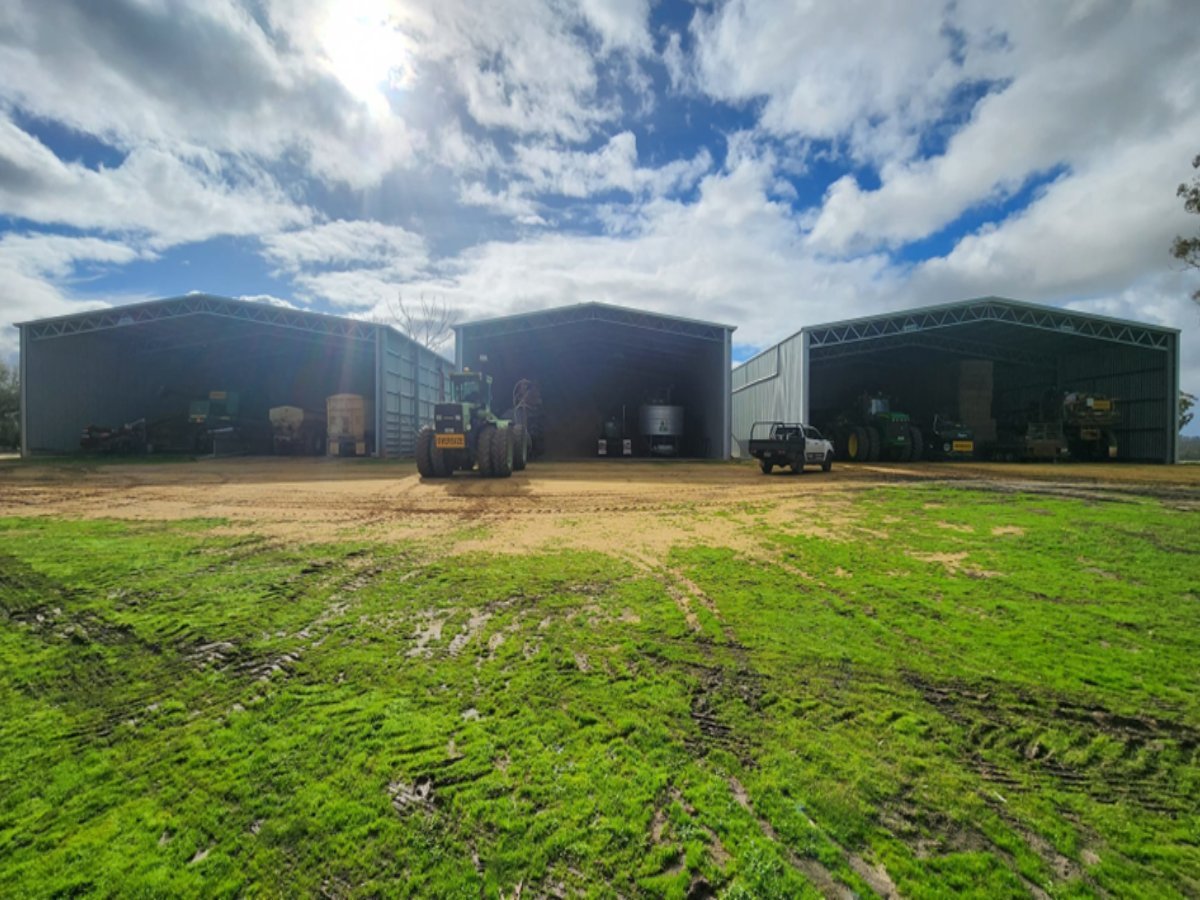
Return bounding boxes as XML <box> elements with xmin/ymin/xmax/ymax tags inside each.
<box><xmin>417</xmin><ymin>370</ymin><xmax>528</xmax><ymax>478</ymax></box>
<box><xmin>832</xmin><ymin>393</ymin><xmax>922</xmax><ymax>462</ymax></box>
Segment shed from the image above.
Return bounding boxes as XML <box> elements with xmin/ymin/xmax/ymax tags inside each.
<box><xmin>17</xmin><ymin>294</ymin><xmax>452</xmax><ymax>457</ymax></box>
<box><xmin>455</xmin><ymin>302</ymin><xmax>735</xmax><ymax>459</ymax></box>
<box><xmin>732</xmin><ymin>297</ymin><xmax>1180</xmax><ymax>463</ymax></box>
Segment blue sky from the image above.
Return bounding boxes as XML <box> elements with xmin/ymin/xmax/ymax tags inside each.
<box><xmin>1</xmin><ymin>0</ymin><xmax>1198</xmax><ymax>429</ymax></box>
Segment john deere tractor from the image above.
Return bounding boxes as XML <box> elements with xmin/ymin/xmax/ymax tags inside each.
<box><xmin>416</xmin><ymin>370</ymin><xmax>528</xmax><ymax>478</ymax></box>
<box><xmin>832</xmin><ymin>393</ymin><xmax>923</xmax><ymax>462</ymax></box>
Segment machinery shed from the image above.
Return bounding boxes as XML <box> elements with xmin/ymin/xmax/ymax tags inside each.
<box><xmin>732</xmin><ymin>297</ymin><xmax>1180</xmax><ymax>463</ymax></box>
<box><xmin>17</xmin><ymin>294</ymin><xmax>452</xmax><ymax>457</ymax></box>
<box><xmin>455</xmin><ymin>303</ymin><xmax>735</xmax><ymax>459</ymax></box>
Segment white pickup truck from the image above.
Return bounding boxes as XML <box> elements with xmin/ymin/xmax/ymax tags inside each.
<box><xmin>747</xmin><ymin>421</ymin><xmax>835</xmax><ymax>474</ymax></box>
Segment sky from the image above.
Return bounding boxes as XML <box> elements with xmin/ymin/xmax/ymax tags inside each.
<box><xmin>1</xmin><ymin>0</ymin><xmax>1198</xmax><ymax>430</ymax></box>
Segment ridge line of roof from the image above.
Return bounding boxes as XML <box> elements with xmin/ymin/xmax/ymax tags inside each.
<box><xmin>456</xmin><ymin>300</ymin><xmax>736</xmax><ymax>333</ymax></box>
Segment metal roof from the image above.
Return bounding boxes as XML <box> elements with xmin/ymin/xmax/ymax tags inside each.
<box><xmin>15</xmin><ymin>292</ymin><xmax>446</xmax><ymax>357</ymax></box>
<box><xmin>736</xmin><ymin>295</ymin><xmax>1178</xmax><ymax>371</ymax></box>
<box><xmin>456</xmin><ymin>301</ymin><xmax>735</xmax><ymax>343</ymax></box>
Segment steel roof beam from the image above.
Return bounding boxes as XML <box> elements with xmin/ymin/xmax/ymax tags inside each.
<box><xmin>805</xmin><ymin>298</ymin><xmax>1171</xmax><ymax>351</ymax></box>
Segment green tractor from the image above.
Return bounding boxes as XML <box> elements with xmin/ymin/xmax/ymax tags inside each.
<box><xmin>416</xmin><ymin>371</ymin><xmax>528</xmax><ymax>478</ymax></box>
<box><xmin>833</xmin><ymin>393</ymin><xmax>923</xmax><ymax>462</ymax></box>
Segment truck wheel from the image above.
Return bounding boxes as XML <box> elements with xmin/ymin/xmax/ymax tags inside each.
<box><xmin>822</xmin><ymin>452</ymin><xmax>832</xmax><ymax>472</ymax></box>
<box><xmin>490</xmin><ymin>425</ymin><xmax>514</xmax><ymax>478</ymax></box>
<box><xmin>512</xmin><ymin>425</ymin><xmax>528</xmax><ymax>471</ymax></box>
<box><xmin>476</xmin><ymin>426</ymin><xmax>495</xmax><ymax>477</ymax></box>
<box><xmin>909</xmin><ymin>426</ymin><xmax>924</xmax><ymax>462</ymax></box>
<box><xmin>416</xmin><ymin>426</ymin><xmax>437</xmax><ymax>477</ymax></box>
<box><xmin>866</xmin><ymin>427</ymin><xmax>881</xmax><ymax>462</ymax></box>
<box><xmin>760</xmin><ymin>460</ymin><xmax>773</xmax><ymax>474</ymax></box>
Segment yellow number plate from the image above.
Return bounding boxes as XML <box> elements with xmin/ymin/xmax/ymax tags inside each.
<box><xmin>952</xmin><ymin>441</ymin><xmax>974</xmax><ymax>453</ymax></box>
<box><xmin>435</xmin><ymin>434</ymin><xmax>465</xmax><ymax>449</ymax></box>
<box><xmin>1092</xmin><ymin>399</ymin><xmax>1111</xmax><ymax>411</ymax></box>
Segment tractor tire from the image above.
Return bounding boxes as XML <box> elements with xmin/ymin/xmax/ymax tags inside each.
<box><xmin>760</xmin><ymin>460</ymin><xmax>773</xmax><ymax>474</ymax></box>
<box><xmin>416</xmin><ymin>426</ymin><xmax>437</xmax><ymax>477</ymax></box>
<box><xmin>909</xmin><ymin>426</ymin><xmax>924</xmax><ymax>462</ymax></box>
<box><xmin>866</xmin><ymin>427</ymin><xmax>881</xmax><ymax>462</ymax></box>
<box><xmin>512</xmin><ymin>425</ymin><xmax>528</xmax><ymax>471</ymax></box>
<box><xmin>846</xmin><ymin>427</ymin><xmax>866</xmax><ymax>461</ymax></box>
<box><xmin>475</xmin><ymin>426</ymin><xmax>494</xmax><ymax>477</ymax></box>
<box><xmin>490</xmin><ymin>425</ymin><xmax>514</xmax><ymax>478</ymax></box>
<box><xmin>822</xmin><ymin>452</ymin><xmax>833</xmax><ymax>472</ymax></box>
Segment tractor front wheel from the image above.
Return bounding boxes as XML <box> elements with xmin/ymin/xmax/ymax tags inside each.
<box><xmin>760</xmin><ymin>460</ymin><xmax>773</xmax><ymax>474</ymax></box>
<box><xmin>476</xmin><ymin>426</ymin><xmax>495</xmax><ymax>477</ymax></box>
<box><xmin>416</xmin><ymin>426</ymin><xmax>442</xmax><ymax>478</ymax></box>
<box><xmin>847</xmin><ymin>427</ymin><xmax>865</xmax><ymax>461</ymax></box>
<box><xmin>490</xmin><ymin>426</ymin><xmax>514</xmax><ymax>478</ymax></box>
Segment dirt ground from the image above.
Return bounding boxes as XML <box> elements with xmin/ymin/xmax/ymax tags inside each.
<box><xmin>2</xmin><ymin>457</ymin><xmax>1198</xmax><ymax>560</ymax></box>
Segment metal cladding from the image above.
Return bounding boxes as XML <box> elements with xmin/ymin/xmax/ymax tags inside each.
<box><xmin>639</xmin><ymin>404</ymin><xmax>684</xmax><ymax>437</ymax></box>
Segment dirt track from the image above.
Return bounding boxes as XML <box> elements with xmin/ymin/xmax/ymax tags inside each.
<box><xmin>2</xmin><ymin>457</ymin><xmax>1198</xmax><ymax>558</ymax></box>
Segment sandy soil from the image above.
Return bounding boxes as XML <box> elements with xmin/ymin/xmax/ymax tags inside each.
<box><xmin>1</xmin><ymin>457</ymin><xmax>1197</xmax><ymax>560</ymax></box>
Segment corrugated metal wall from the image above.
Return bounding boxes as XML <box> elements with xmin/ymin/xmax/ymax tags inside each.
<box><xmin>23</xmin><ymin>329</ymin><xmax>149</xmax><ymax>452</ymax></box>
<box><xmin>380</xmin><ymin>328</ymin><xmax>450</xmax><ymax>457</ymax></box>
<box><xmin>731</xmin><ymin>331</ymin><xmax>807</xmax><ymax>457</ymax></box>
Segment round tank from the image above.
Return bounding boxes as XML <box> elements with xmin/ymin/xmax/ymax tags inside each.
<box><xmin>639</xmin><ymin>405</ymin><xmax>684</xmax><ymax>437</ymax></box>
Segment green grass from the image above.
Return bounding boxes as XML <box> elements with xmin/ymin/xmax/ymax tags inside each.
<box><xmin>1</xmin><ymin>485</ymin><xmax>1197</xmax><ymax>897</ymax></box>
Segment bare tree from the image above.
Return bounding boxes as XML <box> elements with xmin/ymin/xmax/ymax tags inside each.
<box><xmin>379</xmin><ymin>292</ymin><xmax>458</xmax><ymax>351</ymax></box>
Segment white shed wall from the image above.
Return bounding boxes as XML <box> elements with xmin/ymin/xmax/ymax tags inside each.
<box><xmin>730</xmin><ymin>330</ymin><xmax>808</xmax><ymax>457</ymax></box>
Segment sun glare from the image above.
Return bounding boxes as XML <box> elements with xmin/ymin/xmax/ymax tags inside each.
<box><xmin>319</xmin><ymin>0</ymin><xmax>410</xmax><ymax>115</ymax></box>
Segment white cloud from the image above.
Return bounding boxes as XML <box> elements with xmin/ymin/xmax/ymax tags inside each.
<box><xmin>0</xmin><ymin>0</ymin><xmax>422</xmax><ymax>188</ymax></box>
<box><xmin>690</xmin><ymin>0</ymin><xmax>978</xmax><ymax>161</ymax></box>
<box><xmin>260</xmin><ymin>219</ymin><xmax>429</xmax><ymax>275</ymax></box>
<box><xmin>806</xmin><ymin>2</ymin><xmax>1200</xmax><ymax>252</ymax></box>
<box><xmin>911</xmin><ymin>125</ymin><xmax>1199</xmax><ymax>301</ymax></box>
<box><xmin>0</xmin><ymin>118</ymin><xmax>312</xmax><ymax>246</ymax></box>
<box><xmin>0</xmin><ymin>233</ymin><xmax>149</xmax><ymax>356</ymax></box>
<box><xmin>259</xmin><ymin>219</ymin><xmax>432</xmax><ymax>309</ymax></box>
<box><xmin>513</xmin><ymin>131</ymin><xmax>711</xmax><ymax>199</ymax></box>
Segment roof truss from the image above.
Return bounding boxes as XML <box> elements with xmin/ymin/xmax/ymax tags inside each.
<box><xmin>25</xmin><ymin>294</ymin><xmax>379</xmax><ymax>345</ymax></box>
<box><xmin>806</xmin><ymin>298</ymin><xmax>1172</xmax><ymax>352</ymax></box>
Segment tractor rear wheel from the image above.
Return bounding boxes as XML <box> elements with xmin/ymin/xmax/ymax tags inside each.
<box><xmin>866</xmin><ymin>427</ymin><xmax>881</xmax><ymax>461</ymax></box>
<box><xmin>490</xmin><ymin>426</ymin><xmax>514</xmax><ymax>478</ymax></box>
<box><xmin>512</xmin><ymin>425</ymin><xmax>528</xmax><ymax>471</ymax></box>
<box><xmin>416</xmin><ymin>426</ymin><xmax>438</xmax><ymax>478</ymax></box>
<box><xmin>909</xmin><ymin>426</ymin><xmax>924</xmax><ymax>462</ymax></box>
<box><xmin>476</xmin><ymin>426</ymin><xmax>495</xmax><ymax>477</ymax></box>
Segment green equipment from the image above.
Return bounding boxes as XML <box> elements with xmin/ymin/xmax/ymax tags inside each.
<box><xmin>416</xmin><ymin>370</ymin><xmax>528</xmax><ymax>478</ymax></box>
<box><xmin>188</xmin><ymin>390</ymin><xmax>240</xmax><ymax>453</ymax></box>
<box><xmin>832</xmin><ymin>393</ymin><xmax>922</xmax><ymax>462</ymax></box>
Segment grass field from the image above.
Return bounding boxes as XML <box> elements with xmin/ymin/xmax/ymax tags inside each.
<box><xmin>1</xmin><ymin>462</ymin><xmax>1198</xmax><ymax>897</ymax></box>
